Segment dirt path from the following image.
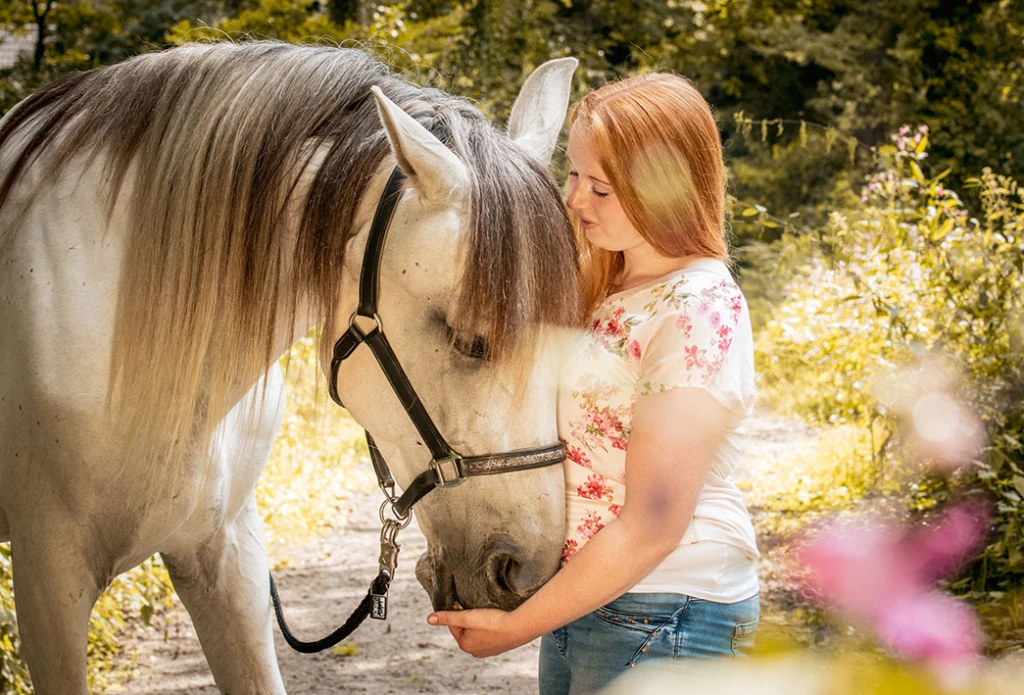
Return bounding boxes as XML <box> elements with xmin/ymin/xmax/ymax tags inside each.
<box><xmin>112</xmin><ymin>413</ymin><xmax>813</xmax><ymax>694</ymax></box>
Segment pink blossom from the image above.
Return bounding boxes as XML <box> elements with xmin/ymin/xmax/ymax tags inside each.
<box><xmin>577</xmin><ymin>511</ymin><xmax>605</xmax><ymax>540</ymax></box>
<box><xmin>595</xmin><ymin>411</ymin><xmax>620</xmax><ymax>435</ymax></box>
<box><xmin>561</xmin><ymin>539</ymin><xmax>579</xmax><ymax>564</ymax></box>
<box><xmin>608</xmin><ymin>504</ymin><xmax>622</xmax><ymax>517</ymax></box>
<box><xmin>566</xmin><ymin>445</ymin><xmax>592</xmax><ymax>469</ymax></box>
<box><xmin>795</xmin><ymin>501</ymin><xmax>990</xmax><ymax>666</ymax></box>
<box><xmin>675</xmin><ymin>313</ymin><xmax>693</xmax><ymax>336</ymax></box>
<box><xmin>709</xmin><ymin>311</ymin><xmax>722</xmax><ymax>329</ymax></box>
<box><xmin>577</xmin><ymin>473</ymin><xmax>614</xmax><ymax>501</ymax></box>
<box><xmin>628</xmin><ymin>339</ymin><xmax>642</xmax><ymax>360</ymax></box>
<box><xmin>683</xmin><ymin>344</ymin><xmax>707</xmax><ymax>369</ymax></box>
<box><xmin>876</xmin><ymin>591</ymin><xmax>983</xmax><ymax>663</ymax></box>
<box><xmin>609</xmin><ymin>435</ymin><xmax>628</xmax><ymax>451</ymax></box>
<box><xmin>604</xmin><ymin>307</ymin><xmax>628</xmax><ymax>337</ymax></box>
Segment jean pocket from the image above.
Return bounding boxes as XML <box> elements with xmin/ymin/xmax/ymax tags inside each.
<box><xmin>593</xmin><ymin>605</ymin><xmax>670</xmax><ymax>634</ymax></box>
<box><xmin>731</xmin><ymin>618</ymin><xmax>759</xmax><ymax>656</ymax></box>
<box><xmin>593</xmin><ymin>602</ymin><xmax>685</xmax><ymax>668</ymax></box>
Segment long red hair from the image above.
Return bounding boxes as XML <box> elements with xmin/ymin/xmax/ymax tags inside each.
<box><xmin>569</xmin><ymin>72</ymin><xmax>729</xmax><ymax>311</ymax></box>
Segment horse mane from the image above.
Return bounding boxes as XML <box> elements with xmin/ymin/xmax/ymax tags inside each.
<box><xmin>0</xmin><ymin>41</ymin><xmax>582</xmax><ymax>478</ymax></box>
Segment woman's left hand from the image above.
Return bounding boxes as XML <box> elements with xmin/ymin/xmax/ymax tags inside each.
<box><xmin>427</xmin><ymin>608</ymin><xmax>534</xmax><ymax>658</ymax></box>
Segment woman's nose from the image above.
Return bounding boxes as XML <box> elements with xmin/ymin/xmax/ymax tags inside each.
<box><xmin>566</xmin><ymin>182</ymin><xmax>584</xmax><ymax>211</ymax></box>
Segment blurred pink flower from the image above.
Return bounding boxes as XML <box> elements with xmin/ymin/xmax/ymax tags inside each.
<box><xmin>796</xmin><ymin>501</ymin><xmax>990</xmax><ymax>665</ymax></box>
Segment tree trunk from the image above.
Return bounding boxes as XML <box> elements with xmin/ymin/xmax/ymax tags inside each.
<box><xmin>31</xmin><ymin>1</ymin><xmax>53</xmax><ymax>72</ymax></box>
<box><xmin>329</xmin><ymin>0</ymin><xmax>361</xmax><ymax>25</ymax></box>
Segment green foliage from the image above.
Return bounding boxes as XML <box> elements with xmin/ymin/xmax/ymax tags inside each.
<box><xmin>0</xmin><ymin>546</ymin><xmax>29</xmax><ymax>694</ymax></box>
<box><xmin>755</xmin><ymin>126</ymin><xmax>1024</xmax><ymax>646</ymax></box>
<box><xmin>1</xmin><ymin>549</ymin><xmax>177</xmax><ymax>693</ymax></box>
<box><xmin>167</xmin><ymin>0</ymin><xmax>471</xmax><ymax>82</ymax></box>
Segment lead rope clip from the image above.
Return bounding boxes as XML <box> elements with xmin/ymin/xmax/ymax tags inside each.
<box><xmin>372</xmin><ymin>498</ymin><xmax>410</xmax><ymax>620</ymax></box>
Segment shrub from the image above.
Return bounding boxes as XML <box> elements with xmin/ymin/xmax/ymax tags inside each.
<box><xmin>755</xmin><ymin>125</ymin><xmax>1024</xmax><ymax>646</ymax></box>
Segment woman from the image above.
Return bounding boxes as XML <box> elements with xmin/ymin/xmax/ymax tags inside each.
<box><xmin>428</xmin><ymin>72</ymin><xmax>759</xmax><ymax>693</ymax></box>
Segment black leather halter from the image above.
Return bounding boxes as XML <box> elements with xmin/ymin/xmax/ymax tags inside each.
<box><xmin>270</xmin><ymin>167</ymin><xmax>565</xmax><ymax>652</ymax></box>
<box><xmin>329</xmin><ymin>167</ymin><xmax>566</xmax><ymax>517</ymax></box>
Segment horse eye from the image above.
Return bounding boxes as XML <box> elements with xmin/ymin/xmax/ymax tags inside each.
<box><xmin>446</xmin><ymin>325</ymin><xmax>490</xmax><ymax>361</ymax></box>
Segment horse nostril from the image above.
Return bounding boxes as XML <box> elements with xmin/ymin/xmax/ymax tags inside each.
<box><xmin>494</xmin><ymin>555</ymin><xmax>520</xmax><ymax>594</ymax></box>
<box><xmin>489</xmin><ymin>550</ymin><xmax>541</xmax><ymax>599</ymax></box>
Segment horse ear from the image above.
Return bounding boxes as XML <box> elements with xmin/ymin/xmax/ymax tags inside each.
<box><xmin>370</xmin><ymin>86</ymin><xmax>469</xmax><ymax>203</ymax></box>
<box><xmin>507</xmin><ymin>58</ymin><xmax>578</xmax><ymax>166</ymax></box>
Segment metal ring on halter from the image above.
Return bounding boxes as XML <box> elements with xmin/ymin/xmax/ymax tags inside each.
<box><xmin>379</xmin><ymin>498</ymin><xmax>412</xmax><ymax>529</ymax></box>
<box><xmin>349</xmin><ymin>311</ymin><xmax>382</xmax><ymax>337</ymax></box>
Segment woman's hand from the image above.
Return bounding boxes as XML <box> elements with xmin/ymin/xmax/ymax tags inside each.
<box><xmin>427</xmin><ymin>608</ymin><xmax>535</xmax><ymax>658</ymax></box>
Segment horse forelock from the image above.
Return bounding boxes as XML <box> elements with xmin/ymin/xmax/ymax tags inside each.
<box><xmin>416</xmin><ymin>102</ymin><xmax>585</xmax><ymax>360</ymax></box>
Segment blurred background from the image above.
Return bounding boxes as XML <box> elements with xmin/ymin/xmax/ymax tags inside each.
<box><xmin>0</xmin><ymin>1</ymin><xmax>1022</xmax><ymax>692</ymax></box>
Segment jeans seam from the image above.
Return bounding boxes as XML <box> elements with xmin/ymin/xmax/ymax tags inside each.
<box><xmin>730</xmin><ymin>618</ymin><xmax>759</xmax><ymax>656</ymax></box>
<box><xmin>670</xmin><ymin>598</ymin><xmax>692</xmax><ymax>661</ymax></box>
<box><xmin>554</xmin><ymin>626</ymin><xmax>568</xmax><ymax>657</ymax></box>
<box><xmin>626</xmin><ymin>599</ymin><xmax>691</xmax><ymax>667</ymax></box>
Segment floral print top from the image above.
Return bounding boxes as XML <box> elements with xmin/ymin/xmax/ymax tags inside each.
<box><xmin>557</xmin><ymin>259</ymin><xmax>758</xmax><ymax>598</ymax></box>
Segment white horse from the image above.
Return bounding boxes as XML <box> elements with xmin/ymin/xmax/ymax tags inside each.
<box><xmin>0</xmin><ymin>42</ymin><xmax>581</xmax><ymax>693</ymax></box>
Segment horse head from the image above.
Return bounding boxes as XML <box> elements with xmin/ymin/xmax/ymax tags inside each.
<box><xmin>329</xmin><ymin>59</ymin><xmax>581</xmax><ymax>611</ymax></box>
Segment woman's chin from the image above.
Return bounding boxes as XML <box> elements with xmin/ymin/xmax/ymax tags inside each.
<box><xmin>584</xmin><ymin>225</ymin><xmax>610</xmax><ymax>247</ymax></box>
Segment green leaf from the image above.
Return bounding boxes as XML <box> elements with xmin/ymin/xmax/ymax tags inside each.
<box><xmin>1012</xmin><ymin>475</ymin><xmax>1024</xmax><ymax>499</ymax></box>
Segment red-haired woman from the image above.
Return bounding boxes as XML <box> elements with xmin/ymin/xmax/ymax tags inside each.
<box><xmin>429</xmin><ymin>73</ymin><xmax>759</xmax><ymax>693</ymax></box>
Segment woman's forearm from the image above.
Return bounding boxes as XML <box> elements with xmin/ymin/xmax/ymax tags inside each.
<box><xmin>507</xmin><ymin>516</ymin><xmax>682</xmax><ymax>641</ymax></box>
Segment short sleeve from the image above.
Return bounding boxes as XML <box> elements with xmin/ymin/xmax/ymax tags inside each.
<box><xmin>637</xmin><ymin>279</ymin><xmax>754</xmax><ymax>416</ymax></box>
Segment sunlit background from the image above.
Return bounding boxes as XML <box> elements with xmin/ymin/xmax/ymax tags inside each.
<box><xmin>1</xmin><ymin>1</ymin><xmax>1022</xmax><ymax>693</ymax></box>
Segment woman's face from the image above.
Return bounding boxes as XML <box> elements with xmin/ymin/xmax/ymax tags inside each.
<box><xmin>565</xmin><ymin>125</ymin><xmax>646</xmax><ymax>253</ymax></box>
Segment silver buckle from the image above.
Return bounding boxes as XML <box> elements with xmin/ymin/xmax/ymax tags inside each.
<box><xmin>431</xmin><ymin>456</ymin><xmax>464</xmax><ymax>487</ymax></box>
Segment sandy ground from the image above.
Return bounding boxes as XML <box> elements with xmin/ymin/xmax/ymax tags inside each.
<box><xmin>112</xmin><ymin>414</ymin><xmax>811</xmax><ymax>694</ymax></box>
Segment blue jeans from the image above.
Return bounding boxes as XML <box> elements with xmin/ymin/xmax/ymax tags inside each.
<box><xmin>538</xmin><ymin>592</ymin><xmax>759</xmax><ymax>695</ymax></box>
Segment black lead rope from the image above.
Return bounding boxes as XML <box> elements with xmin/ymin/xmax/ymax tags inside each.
<box><xmin>269</xmin><ymin>570</ymin><xmax>391</xmax><ymax>654</ymax></box>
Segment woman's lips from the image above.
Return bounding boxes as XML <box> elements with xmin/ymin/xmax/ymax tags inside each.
<box><xmin>579</xmin><ymin>218</ymin><xmax>596</xmax><ymax>230</ymax></box>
